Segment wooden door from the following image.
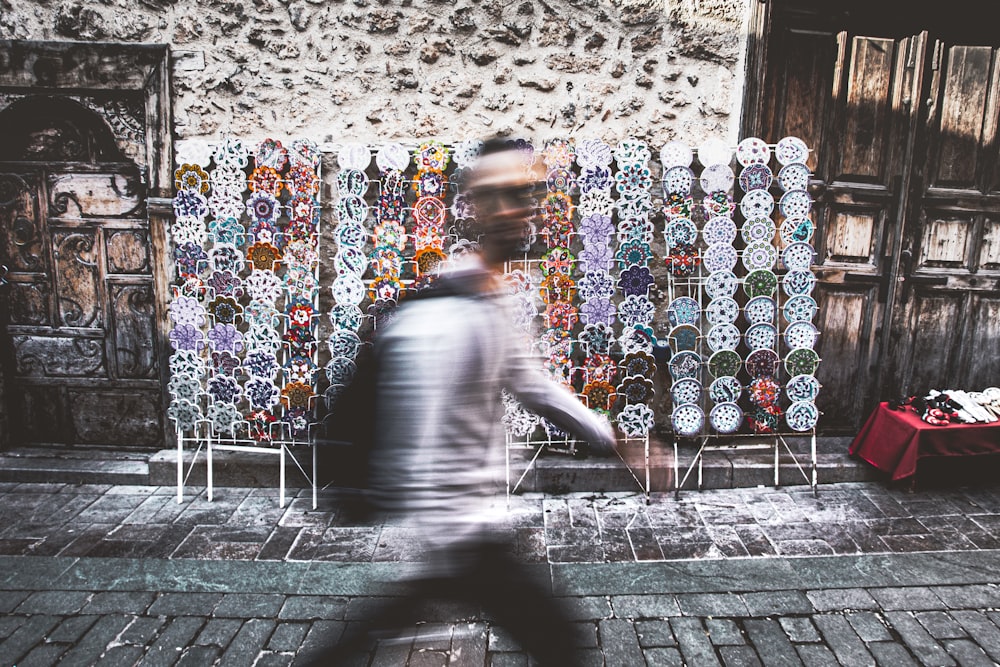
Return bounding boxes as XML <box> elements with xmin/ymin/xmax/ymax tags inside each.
<box><xmin>886</xmin><ymin>42</ymin><xmax>1000</xmax><ymax>395</ymax></box>
<box><xmin>749</xmin><ymin>3</ymin><xmax>1000</xmax><ymax>433</ymax></box>
<box><xmin>0</xmin><ymin>98</ymin><xmax>164</xmax><ymax>448</ymax></box>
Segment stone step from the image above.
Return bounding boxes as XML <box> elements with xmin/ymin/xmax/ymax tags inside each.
<box><xmin>1</xmin><ymin>437</ymin><xmax>882</xmax><ymax>493</ymax></box>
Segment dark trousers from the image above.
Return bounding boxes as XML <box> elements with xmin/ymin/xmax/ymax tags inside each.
<box><xmin>303</xmin><ymin>540</ymin><xmax>579</xmax><ymax>666</ymax></box>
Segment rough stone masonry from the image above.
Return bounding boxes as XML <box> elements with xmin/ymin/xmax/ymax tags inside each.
<box><xmin>0</xmin><ymin>0</ymin><xmax>751</xmax><ymax>146</ymax></box>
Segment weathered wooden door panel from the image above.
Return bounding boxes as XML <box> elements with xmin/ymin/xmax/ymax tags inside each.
<box><xmin>889</xmin><ymin>39</ymin><xmax>1000</xmax><ymax>397</ymax></box>
<box><xmin>773</xmin><ymin>27</ymin><xmax>917</xmax><ymax>433</ymax></box>
<box><xmin>0</xmin><ymin>162</ymin><xmax>161</xmax><ymax>448</ymax></box>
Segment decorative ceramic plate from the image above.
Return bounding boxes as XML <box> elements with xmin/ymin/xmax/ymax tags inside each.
<box><xmin>745</xmin><ymin>295</ymin><xmax>776</xmax><ymax>324</ymax></box>
<box><xmin>671</xmin><ymin>377</ymin><xmax>703</xmax><ymax>406</ymax></box>
<box><xmin>783</xmin><ymin>270</ymin><xmax>817</xmax><ymax>297</ymax></box>
<box><xmin>742</xmin><ymin>241</ymin><xmax>778</xmax><ymax>271</ymax></box>
<box><xmin>739</xmin><ymin>189</ymin><xmax>775</xmax><ymax>219</ymax></box>
<box><xmin>660</xmin><ymin>140</ymin><xmax>693</xmax><ymax>168</ymax></box>
<box><xmin>706</xmin><ymin>270</ymin><xmax>739</xmax><ymax>299</ymax></box>
<box><xmin>700</xmin><ymin>164</ymin><xmax>735</xmax><ymax>194</ymax></box>
<box><xmin>785</xmin><ymin>347</ymin><xmax>820</xmax><ymax>376</ymax></box>
<box><xmin>698</xmin><ymin>137</ymin><xmax>732</xmax><ymax>167</ymax></box>
<box><xmin>710</xmin><ymin>402</ymin><xmax>744</xmax><ymax>434</ymax></box>
<box><xmin>663</xmin><ymin>166</ymin><xmax>696</xmax><ymax>195</ymax></box>
<box><xmin>664</xmin><ymin>217</ymin><xmax>698</xmax><ymax>247</ymax></box>
<box><xmin>704</xmin><ymin>242</ymin><xmax>738</xmax><ymax>273</ymax></box>
<box><xmin>669</xmin><ymin>350</ymin><xmax>703</xmax><ymax>380</ymax></box>
<box><xmin>786</xmin><ymin>374</ymin><xmax>821</xmax><ymax>402</ymax></box>
<box><xmin>745</xmin><ymin>323</ymin><xmax>778</xmax><ymax>351</ymax></box>
<box><xmin>736</xmin><ymin>137</ymin><xmax>770</xmax><ymax>167</ymax></box>
<box><xmin>707</xmin><ymin>323</ymin><xmax>741</xmax><ymax>352</ymax></box>
<box><xmin>778</xmin><ymin>163</ymin><xmax>811</xmax><ymax>192</ymax></box>
<box><xmin>739</xmin><ymin>163</ymin><xmax>774</xmax><ymax>193</ymax></box>
<box><xmin>709</xmin><ymin>349</ymin><xmax>742</xmax><ymax>378</ymax></box>
<box><xmin>745</xmin><ymin>348</ymin><xmax>779</xmax><ymax>377</ymax></box>
<box><xmin>668</xmin><ymin>324</ymin><xmax>700</xmax><ymax>353</ymax></box>
<box><xmin>776</xmin><ymin>136</ymin><xmax>809</xmax><ymax>165</ymax></box>
<box><xmin>710</xmin><ymin>375</ymin><xmax>743</xmax><ymax>403</ymax></box>
<box><xmin>706</xmin><ymin>297</ymin><xmax>740</xmax><ymax>325</ymax></box>
<box><xmin>783</xmin><ymin>295</ymin><xmax>819</xmax><ymax>323</ymax></box>
<box><xmin>672</xmin><ymin>402</ymin><xmax>705</xmax><ymax>437</ymax></box>
<box><xmin>667</xmin><ymin>296</ymin><xmax>701</xmax><ymax>327</ymax></box>
<box><xmin>779</xmin><ymin>189</ymin><xmax>812</xmax><ymax>218</ymax></box>
<box><xmin>749</xmin><ymin>376</ymin><xmax>781</xmax><ymax>407</ymax></box>
<box><xmin>784</xmin><ymin>321</ymin><xmax>819</xmax><ymax>350</ymax></box>
<box><xmin>331</xmin><ymin>273</ymin><xmax>366</xmax><ymax>306</ymax></box>
<box><xmin>741</xmin><ymin>217</ymin><xmax>777</xmax><ymax>244</ymax></box>
<box><xmin>786</xmin><ymin>400</ymin><xmax>820</xmax><ymax>431</ymax></box>
<box><xmin>781</xmin><ymin>242</ymin><xmax>815</xmax><ymax>272</ymax></box>
<box><xmin>743</xmin><ymin>269</ymin><xmax>778</xmax><ymax>298</ymax></box>
<box><xmin>703</xmin><ymin>216</ymin><xmax>738</xmax><ymax>245</ymax></box>
<box><xmin>779</xmin><ymin>216</ymin><xmax>815</xmax><ymax>245</ymax></box>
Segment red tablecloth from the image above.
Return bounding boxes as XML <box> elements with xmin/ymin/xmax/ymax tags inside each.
<box><xmin>849</xmin><ymin>402</ymin><xmax>1000</xmax><ymax>480</ymax></box>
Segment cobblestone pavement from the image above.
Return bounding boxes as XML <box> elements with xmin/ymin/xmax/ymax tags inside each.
<box><xmin>1</xmin><ymin>480</ymin><xmax>999</xmax><ymax>665</ymax></box>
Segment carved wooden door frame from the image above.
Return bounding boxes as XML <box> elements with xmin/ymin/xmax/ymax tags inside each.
<box><xmin>0</xmin><ymin>40</ymin><xmax>173</xmax><ymax>450</ymax></box>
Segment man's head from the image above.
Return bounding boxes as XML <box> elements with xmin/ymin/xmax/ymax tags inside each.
<box><xmin>463</xmin><ymin>138</ymin><xmax>540</xmax><ymax>268</ymax></box>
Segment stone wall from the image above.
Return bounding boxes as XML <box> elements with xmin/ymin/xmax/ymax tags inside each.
<box><xmin>1</xmin><ymin>0</ymin><xmax>752</xmax><ymax>145</ymax></box>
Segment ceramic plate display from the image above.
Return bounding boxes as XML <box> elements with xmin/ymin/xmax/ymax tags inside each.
<box><xmin>710</xmin><ymin>402</ymin><xmax>744</xmax><ymax>434</ymax></box>
<box><xmin>706</xmin><ymin>297</ymin><xmax>740</xmax><ymax>325</ymax></box>
<box><xmin>786</xmin><ymin>400</ymin><xmax>820</xmax><ymax>431</ymax></box>
<box><xmin>783</xmin><ymin>270</ymin><xmax>817</xmax><ymax>297</ymax></box>
<box><xmin>710</xmin><ymin>375</ymin><xmax>743</xmax><ymax>403</ymax></box>
<box><xmin>745</xmin><ymin>323</ymin><xmax>778</xmax><ymax>351</ymax></box>
<box><xmin>783</xmin><ymin>294</ymin><xmax>819</xmax><ymax>323</ymax></box>
<box><xmin>781</xmin><ymin>242</ymin><xmax>815</xmax><ymax>271</ymax></box>
<box><xmin>668</xmin><ymin>324</ymin><xmax>700</xmax><ymax>353</ymax></box>
<box><xmin>742</xmin><ymin>241</ymin><xmax>778</xmax><ymax>271</ymax></box>
<box><xmin>706</xmin><ymin>270</ymin><xmax>739</xmax><ymax>299</ymax></box>
<box><xmin>704</xmin><ymin>242</ymin><xmax>738</xmax><ymax>273</ymax></box>
<box><xmin>707</xmin><ymin>323</ymin><xmax>741</xmax><ymax>352</ymax></box>
<box><xmin>663</xmin><ymin>166</ymin><xmax>696</xmax><ymax>195</ymax></box>
<box><xmin>779</xmin><ymin>189</ymin><xmax>812</xmax><ymax>218</ymax></box>
<box><xmin>664</xmin><ymin>217</ymin><xmax>698</xmax><ymax>247</ymax></box>
<box><xmin>744</xmin><ymin>295</ymin><xmax>776</xmax><ymax>324</ymax></box>
<box><xmin>666</xmin><ymin>296</ymin><xmax>701</xmax><ymax>327</ymax></box>
<box><xmin>669</xmin><ymin>350</ymin><xmax>702</xmax><ymax>380</ymax></box>
<box><xmin>671</xmin><ymin>377</ymin><xmax>702</xmax><ymax>406</ymax></box>
<box><xmin>784</xmin><ymin>321</ymin><xmax>819</xmax><ymax>350</ymax></box>
<box><xmin>745</xmin><ymin>348</ymin><xmax>779</xmax><ymax>377</ymax></box>
<box><xmin>743</xmin><ymin>269</ymin><xmax>778</xmax><ymax>298</ymax></box>
<box><xmin>739</xmin><ymin>189</ymin><xmax>775</xmax><ymax>219</ymax></box>
<box><xmin>779</xmin><ymin>216</ymin><xmax>815</xmax><ymax>245</ymax></box>
<box><xmin>709</xmin><ymin>349</ymin><xmax>742</xmax><ymax>378</ymax></box>
<box><xmin>700</xmin><ymin>164</ymin><xmax>735</xmax><ymax>194</ymax></box>
<box><xmin>778</xmin><ymin>163</ymin><xmax>811</xmax><ymax>192</ymax></box>
<box><xmin>698</xmin><ymin>138</ymin><xmax>732</xmax><ymax>167</ymax></box>
<box><xmin>741</xmin><ymin>217</ymin><xmax>777</xmax><ymax>244</ymax></box>
<box><xmin>776</xmin><ymin>136</ymin><xmax>809</xmax><ymax>165</ymax></box>
<box><xmin>672</xmin><ymin>402</ymin><xmax>705</xmax><ymax>437</ymax></box>
<box><xmin>736</xmin><ymin>137</ymin><xmax>770</xmax><ymax>166</ymax></box>
<box><xmin>786</xmin><ymin>374</ymin><xmax>821</xmax><ymax>402</ymax></box>
<box><xmin>785</xmin><ymin>347</ymin><xmax>820</xmax><ymax>376</ymax></box>
<box><xmin>739</xmin><ymin>163</ymin><xmax>774</xmax><ymax>193</ymax></box>
<box><xmin>749</xmin><ymin>376</ymin><xmax>781</xmax><ymax>407</ymax></box>
<box><xmin>660</xmin><ymin>140</ymin><xmax>693</xmax><ymax>168</ymax></box>
<box><xmin>703</xmin><ymin>216</ymin><xmax>738</xmax><ymax>245</ymax></box>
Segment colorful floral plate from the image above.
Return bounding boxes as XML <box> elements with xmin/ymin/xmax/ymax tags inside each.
<box><xmin>735</xmin><ymin>137</ymin><xmax>770</xmax><ymax>167</ymax></box>
<box><xmin>779</xmin><ymin>216</ymin><xmax>815</xmax><ymax>245</ymax></box>
<box><xmin>743</xmin><ymin>269</ymin><xmax>778</xmax><ymax>298</ymax></box>
<box><xmin>707</xmin><ymin>323</ymin><xmax>741</xmax><ymax>352</ymax></box>
<box><xmin>739</xmin><ymin>163</ymin><xmax>774</xmax><ymax>193</ymax></box>
<box><xmin>741</xmin><ymin>216</ymin><xmax>777</xmax><ymax>244</ymax></box>
<box><xmin>786</xmin><ymin>400</ymin><xmax>819</xmax><ymax>431</ymax></box>
<box><xmin>785</xmin><ymin>347</ymin><xmax>820</xmax><ymax>376</ymax></box>
<box><xmin>745</xmin><ymin>348</ymin><xmax>779</xmax><ymax>377</ymax></box>
<box><xmin>710</xmin><ymin>402</ymin><xmax>744</xmax><ymax>434</ymax></box>
<box><xmin>710</xmin><ymin>375</ymin><xmax>743</xmax><ymax>403</ymax></box>
<box><xmin>666</xmin><ymin>296</ymin><xmax>701</xmax><ymax>327</ymax></box>
<box><xmin>742</xmin><ymin>241</ymin><xmax>778</xmax><ymax>271</ymax></box>
<box><xmin>664</xmin><ymin>217</ymin><xmax>698</xmax><ymax>247</ymax></box>
<box><xmin>706</xmin><ymin>270</ymin><xmax>739</xmax><ymax>299</ymax></box>
<box><xmin>709</xmin><ymin>349</ymin><xmax>742</xmax><ymax>378</ymax></box>
<box><xmin>672</xmin><ymin>402</ymin><xmax>705</xmax><ymax>437</ymax></box>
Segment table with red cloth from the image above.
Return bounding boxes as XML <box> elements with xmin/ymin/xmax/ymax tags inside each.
<box><xmin>849</xmin><ymin>402</ymin><xmax>1000</xmax><ymax>480</ymax></box>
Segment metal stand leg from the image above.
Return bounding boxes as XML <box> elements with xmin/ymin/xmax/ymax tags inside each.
<box><xmin>312</xmin><ymin>444</ymin><xmax>318</xmax><ymax>510</ymax></box>
<box><xmin>207</xmin><ymin>434</ymin><xmax>214</xmax><ymax>502</ymax></box>
<box><xmin>176</xmin><ymin>430</ymin><xmax>184</xmax><ymax>504</ymax></box>
<box><xmin>279</xmin><ymin>445</ymin><xmax>286</xmax><ymax>509</ymax></box>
